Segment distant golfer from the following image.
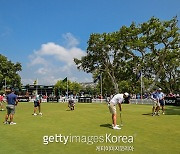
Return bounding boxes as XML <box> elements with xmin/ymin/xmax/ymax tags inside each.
<box><xmin>68</xmin><ymin>97</ymin><xmax>75</xmax><ymax>110</ymax></box>
<box><xmin>4</xmin><ymin>88</ymin><xmax>18</xmax><ymax>125</ymax></box>
<box><xmin>157</xmin><ymin>88</ymin><xmax>165</xmax><ymax>115</ymax></box>
<box><xmin>108</xmin><ymin>93</ymin><xmax>129</xmax><ymax>130</ymax></box>
<box><xmin>151</xmin><ymin>89</ymin><xmax>160</xmax><ymax>116</ymax></box>
<box><xmin>32</xmin><ymin>93</ymin><xmax>42</xmax><ymax>116</ymax></box>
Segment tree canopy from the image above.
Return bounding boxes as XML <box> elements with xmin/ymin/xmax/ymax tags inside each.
<box><xmin>0</xmin><ymin>54</ymin><xmax>22</xmax><ymax>91</ymax></box>
<box><xmin>74</xmin><ymin>17</ymin><xmax>180</xmax><ymax>94</ymax></box>
<box><xmin>54</xmin><ymin>79</ymin><xmax>82</xmax><ymax>96</ymax></box>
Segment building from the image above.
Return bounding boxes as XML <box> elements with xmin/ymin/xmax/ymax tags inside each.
<box><xmin>21</xmin><ymin>85</ymin><xmax>54</xmax><ymax>96</ymax></box>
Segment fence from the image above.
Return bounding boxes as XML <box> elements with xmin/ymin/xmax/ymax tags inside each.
<box><xmin>19</xmin><ymin>97</ymin><xmax>180</xmax><ymax>106</ymax></box>
<box><xmin>130</xmin><ymin>99</ymin><xmax>153</xmax><ymax>104</ymax></box>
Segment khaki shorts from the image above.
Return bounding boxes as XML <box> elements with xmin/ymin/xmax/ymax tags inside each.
<box><xmin>153</xmin><ymin>100</ymin><xmax>160</xmax><ymax>107</ymax></box>
<box><xmin>108</xmin><ymin>103</ymin><xmax>116</xmax><ymax>114</ymax></box>
<box><xmin>6</xmin><ymin>105</ymin><xmax>15</xmax><ymax>115</ymax></box>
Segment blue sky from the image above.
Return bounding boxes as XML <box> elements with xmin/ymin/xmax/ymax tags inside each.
<box><xmin>0</xmin><ymin>0</ymin><xmax>179</xmax><ymax>85</ymax></box>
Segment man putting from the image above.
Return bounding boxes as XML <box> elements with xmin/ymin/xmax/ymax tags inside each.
<box><xmin>108</xmin><ymin>93</ymin><xmax>129</xmax><ymax>130</ymax></box>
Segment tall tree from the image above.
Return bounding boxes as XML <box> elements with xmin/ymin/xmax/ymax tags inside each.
<box><xmin>74</xmin><ymin>17</ymin><xmax>180</xmax><ymax>94</ymax></box>
<box><xmin>74</xmin><ymin>32</ymin><xmax>132</xmax><ymax>93</ymax></box>
<box><xmin>0</xmin><ymin>54</ymin><xmax>22</xmax><ymax>90</ymax></box>
<box><xmin>138</xmin><ymin>17</ymin><xmax>179</xmax><ymax>93</ymax></box>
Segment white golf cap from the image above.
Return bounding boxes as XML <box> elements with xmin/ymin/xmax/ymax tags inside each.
<box><xmin>124</xmin><ymin>92</ymin><xmax>129</xmax><ymax>96</ymax></box>
<box><xmin>158</xmin><ymin>88</ymin><xmax>162</xmax><ymax>91</ymax></box>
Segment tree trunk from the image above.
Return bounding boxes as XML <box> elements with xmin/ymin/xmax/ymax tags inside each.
<box><xmin>107</xmin><ymin>71</ymin><xmax>119</xmax><ymax>93</ymax></box>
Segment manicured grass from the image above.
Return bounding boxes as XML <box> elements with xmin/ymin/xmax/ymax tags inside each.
<box><xmin>0</xmin><ymin>102</ymin><xmax>180</xmax><ymax>154</ymax></box>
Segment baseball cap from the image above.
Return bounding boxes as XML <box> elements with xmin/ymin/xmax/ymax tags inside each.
<box><xmin>158</xmin><ymin>88</ymin><xmax>162</xmax><ymax>91</ymax></box>
<box><xmin>124</xmin><ymin>92</ymin><xmax>129</xmax><ymax>96</ymax></box>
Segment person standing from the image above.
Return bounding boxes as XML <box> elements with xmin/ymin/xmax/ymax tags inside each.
<box><xmin>108</xmin><ymin>93</ymin><xmax>129</xmax><ymax>130</ymax></box>
<box><xmin>151</xmin><ymin>89</ymin><xmax>160</xmax><ymax>116</ymax></box>
<box><xmin>0</xmin><ymin>93</ymin><xmax>5</xmax><ymax>111</ymax></box>
<box><xmin>157</xmin><ymin>88</ymin><xmax>165</xmax><ymax>115</ymax></box>
<box><xmin>32</xmin><ymin>93</ymin><xmax>42</xmax><ymax>116</ymax></box>
<box><xmin>4</xmin><ymin>88</ymin><xmax>18</xmax><ymax>125</ymax></box>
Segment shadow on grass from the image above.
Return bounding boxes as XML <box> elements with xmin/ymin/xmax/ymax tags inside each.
<box><xmin>142</xmin><ymin>113</ymin><xmax>152</xmax><ymax>116</ymax></box>
<box><xmin>164</xmin><ymin>106</ymin><xmax>180</xmax><ymax>115</ymax></box>
<box><xmin>142</xmin><ymin>106</ymin><xmax>180</xmax><ymax>116</ymax></box>
<box><xmin>100</xmin><ymin>123</ymin><xmax>112</xmax><ymax>129</ymax></box>
<box><xmin>66</xmin><ymin>109</ymin><xmax>76</xmax><ymax>111</ymax></box>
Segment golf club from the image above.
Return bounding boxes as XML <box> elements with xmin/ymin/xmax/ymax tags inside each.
<box><xmin>120</xmin><ymin>112</ymin><xmax>123</xmax><ymax>127</ymax></box>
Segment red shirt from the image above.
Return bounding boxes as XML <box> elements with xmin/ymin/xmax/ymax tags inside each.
<box><xmin>0</xmin><ymin>95</ymin><xmax>4</xmax><ymax>101</ymax></box>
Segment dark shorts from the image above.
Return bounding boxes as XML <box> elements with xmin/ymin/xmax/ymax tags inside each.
<box><xmin>68</xmin><ymin>100</ymin><xmax>75</xmax><ymax>107</ymax></box>
<box><xmin>159</xmin><ymin>99</ymin><xmax>165</xmax><ymax>106</ymax></box>
<box><xmin>6</xmin><ymin>104</ymin><xmax>15</xmax><ymax>115</ymax></box>
<box><xmin>34</xmin><ymin>101</ymin><xmax>40</xmax><ymax>107</ymax></box>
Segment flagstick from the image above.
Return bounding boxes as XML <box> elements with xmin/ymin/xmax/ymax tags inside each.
<box><xmin>5</xmin><ymin>78</ymin><xmax>6</xmax><ymax>93</ymax></box>
<box><xmin>37</xmin><ymin>79</ymin><xmax>38</xmax><ymax>94</ymax></box>
<box><xmin>100</xmin><ymin>72</ymin><xmax>102</xmax><ymax>103</ymax></box>
<box><xmin>67</xmin><ymin>78</ymin><xmax>68</xmax><ymax>99</ymax></box>
<box><xmin>140</xmin><ymin>71</ymin><xmax>143</xmax><ymax>100</ymax></box>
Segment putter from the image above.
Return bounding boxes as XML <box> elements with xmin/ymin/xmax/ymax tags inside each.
<box><xmin>120</xmin><ymin>112</ymin><xmax>123</xmax><ymax>127</ymax></box>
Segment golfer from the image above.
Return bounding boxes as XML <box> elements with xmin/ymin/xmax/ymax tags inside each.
<box><xmin>108</xmin><ymin>93</ymin><xmax>129</xmax><ymax>130</ymax></box>
<box><xmin>68</xmin><ymin>97</ymin><xmax>75</xmax><ymax>110</ymax></box>
<box><xmin>32</xmin><ymin>93</ymin><xmax>42</xmax><ymax>116</ymax></box>
<box><xmin>157</xmin><ymin>88</ymin><xmax>165</xmax><ymax>115</ymax></box>
<box><xmin>4</xmin><ymin>88</ymin><xmax>18</xmax><ymax>125</ymax></box>
<box><xmin>151</xmin><ymin>89</ymin><xmax>160</xmax><ymax>116</ymax></box>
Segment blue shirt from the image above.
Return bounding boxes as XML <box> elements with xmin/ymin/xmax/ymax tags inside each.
<box><xmin>157</xmin><ymin>92</ymin><xmax>165</xmax><ymax>100</ymax></box>
<box><xmin>151</xmin><ymin>92</ymin><xmax>158</xmax><ymax>100</ymax></box>
<box><xmin>7</xmin><ymin>93</ymin><xmax>17</xmax><ymax>105</ymax></box>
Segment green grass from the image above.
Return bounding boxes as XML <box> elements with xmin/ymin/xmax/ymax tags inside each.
<box><xmin>0</xmin><ymin>102</ymin><xmax>180</xmax><ymax>154</ymax></box>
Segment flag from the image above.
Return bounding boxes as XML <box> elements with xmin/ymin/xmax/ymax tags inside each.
<box><xmin>34</xmin><ymin>79</ymin><xmax>38</xmax><ymax>85</ymax></box>
<box><xmin>94</xmin><ymin>74</ymin><xmax>101</xmax><ymax>83</ymax></box>
<box><xmin>62</xmin><ymin>77</ymin><xmax>68</xmax><ymax>98</ymax></box>
<box><xmin>63</xmin><ymin>77</ymin><xmax>67</xmax><ymax>82</ymax></box>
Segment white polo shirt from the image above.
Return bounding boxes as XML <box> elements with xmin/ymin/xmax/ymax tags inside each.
<box><xmin>110</xmin><ymin>94</ymin><xmax>124</xmax><ymax>105</ymax></box>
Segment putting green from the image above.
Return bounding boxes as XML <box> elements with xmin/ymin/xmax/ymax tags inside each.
<box><xmin>0</xmin><ymin>102</ymin><xmax>179</xmax><ymax>154</ymax></box>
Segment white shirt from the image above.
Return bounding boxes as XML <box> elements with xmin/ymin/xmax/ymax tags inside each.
<box><xmin>110</xmin><ymin>94</ymin><xmax>124</xmax><ymax>105</ymax></box>
<box><xmin>35</xmin><ymin>94</ymin><xmax>40</xmax><ymax>101</ymax></box>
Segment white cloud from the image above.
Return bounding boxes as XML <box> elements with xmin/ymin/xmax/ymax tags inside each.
<box><xmin>24</xmin><ymin>33</ymin><xmax>92</xmax><ymax>85</ymax></box>
<box><xmin>36</xmin><ymin>42</ymin><xmax>85</xmax><ymax>66</ymax></box>
<box><xmin>35</xmin><ymin>67</ymin><xmax>49</xmax><ymax>75</ymax></box>
<box><xmin>62</xmin><ymin>32</ymin><xmax>79</xmax><ymax>48</ymax></box>
<box><xmin>28</xmin><ymin>55</ymin><xmax>47</xmax><ymax>66</ymax></box>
